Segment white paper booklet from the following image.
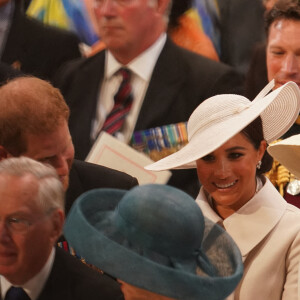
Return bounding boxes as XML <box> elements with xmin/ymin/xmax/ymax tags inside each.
<box><xmin>86</xmin><ymin>132</ymin><xmax>171</xmax><ymax>185</ymax></box>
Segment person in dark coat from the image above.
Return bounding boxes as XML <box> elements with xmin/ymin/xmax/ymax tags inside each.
<box><xmin>0</xmin><ymin>76</ymin><xmax>138</xmax><ymax>215</ymax></box>
<box><xmin>54</xmin><ymin>0</ymin><xmax>245</xmax><ymax>198</ymax></box>
<box><xmin>0</xmin><ymin>0</ymin><xmax>81</xmax><ymax>82</ymax></box>
<box><xmin>0</xmin><ymin>157</ymin><xmax>123</xmax><ymax>300</ymax></box>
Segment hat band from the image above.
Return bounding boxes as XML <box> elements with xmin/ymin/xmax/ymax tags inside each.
<box><xmin>188</xmin><ymin>102</ymin><xmax>251</xmax><ymax>140</ymax></box>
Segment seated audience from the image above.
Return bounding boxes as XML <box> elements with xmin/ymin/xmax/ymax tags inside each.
<box><xmin>64</xmin><ymin>184</ymin><xmax>243</xmax><ymax>300</ymax></box>
<box><xmin>0</xmin><ymin>76</ymin><xmax>138</xmax><ymax>215</ymax></box>
<box><xmin>54</xmin><ymin>0</ymin><xmax>245</xmax><ymax>198</ymax></box>
<box><xmin>146</xmin><ymin>80</ymin><xmax>300</xmax><ymax>299</ymax></box>
<box><xmin>0</xmin><ymin>156</ymin><xmax>124</xmax><ymax>300</ymax></box>
<box><xmin>0</xmin><ymin>0</ymin><xmax>81</xmax><ymax>81</ymax></box>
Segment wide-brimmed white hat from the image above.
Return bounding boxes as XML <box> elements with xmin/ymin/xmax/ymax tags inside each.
<box><xmin>267</xmin><ymin>134</ymin><xmax>300</xmax><ymax>178</ymax></box>
<box><xmin>145</xmin><ymin>80</ymin><xmax>300</xmax><ymax>171</ymax></box>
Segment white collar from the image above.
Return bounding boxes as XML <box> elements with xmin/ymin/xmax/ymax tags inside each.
<box><xmin>105</xmin><ymin>33</ymin><xmax>167</xmax><ymax>80</ymax></box>
<box><xmin>197</xmin><ymin>178</ymin><xmax>287</xmax><ymax>257</ymax></box>
<box><xmin>1</xmin><ymin>247</ymin><xmax>55</xmax><ymax>300</ymax></box>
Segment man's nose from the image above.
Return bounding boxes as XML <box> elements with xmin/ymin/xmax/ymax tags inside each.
<box><xmin>55</xmin><ymin>156</ymin><xmax>69</xmax><ymax>177</ymax></box>
<box><xmin>0</xmin><ymin>221</ymin><xmax>11</xmax><ymax>242</ymax></box>
<box><xmin>282</xmin><ymin>53</ymin><xmax>299</xmax><ymax>74</ymax></box>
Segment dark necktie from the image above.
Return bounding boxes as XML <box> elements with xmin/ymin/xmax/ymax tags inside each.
<box><xmin>4</xmin><ymin>287</ymin><xmax>30</xmax><ymax>300</ymax></box>
<box><xmin>102</xmin><ymin>68</ymin><xmax>133</xmax><ymax>135</ymax></box>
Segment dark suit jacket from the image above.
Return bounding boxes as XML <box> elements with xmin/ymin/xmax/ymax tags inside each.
<box><xmin>0</xmin><ymin>61</ymin><xmax>22</xmax><ymax>85</ymax></box>
<box><xmin>54</xmin><ymin>38</ymin><xmax>245</xmax><ymax>197</ymax></box>
<box><xmin>1</xmin><ymin>0</ymin><xmax>81</xmax><ymax>82</ymax></box>
<box><xmin>244</xmin><ymin>43</ymin><xmax>268</xmax><ymax>100</ymax></box>
<box><xmin>66</xmin><ymin>159</ymin><xmax>138</xmax><ymax>215</ymax></box>
<box><xmin>37</xmin><ymin>247</ymin><xmax>124</xmax><ymax>300</ymax></box>
<box><xmin>217</xmin><ymin>0</ymin><xmax>266</xmax><ymax>75</ymax></box>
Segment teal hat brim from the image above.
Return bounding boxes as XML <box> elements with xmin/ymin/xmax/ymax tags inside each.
<box><xmin>64</xmin><ymin>188</ymin><xmax>243</xmax><ymax>300</ymax></box>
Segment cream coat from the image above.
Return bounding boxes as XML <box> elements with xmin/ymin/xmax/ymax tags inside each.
<box><xmin>196</xmin><ymin>177</ymin><xmax>300</xmax><ymax>300</ymax></box>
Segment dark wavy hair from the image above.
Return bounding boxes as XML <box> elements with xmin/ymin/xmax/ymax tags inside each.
<box><xmin>265</xmin><ymin>0</ymin><xmax>300</xmax><ymax>35</ymax></box>
<box><xmin>241</xmin><ymin>116</ymin><xmax>273</xmax><ymax>175</ymax></box>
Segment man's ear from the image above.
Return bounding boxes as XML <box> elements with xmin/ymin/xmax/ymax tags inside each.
<box><xmin>156</xmin><ymin>0</ymin><xmax>170</xmax><ymax>15</ymax></box>
<box><xmin>50</xmin><ymin>209</ymin><xmax>65</xmax><ymax>244</ymax></box>
<box><xmin>0</xmin><ymin>146</ymin><xmax>12</xmax><ymax>161</ymax></box>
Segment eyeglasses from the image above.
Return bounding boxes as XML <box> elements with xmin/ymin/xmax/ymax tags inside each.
<box><xmin>4</xmin><ymin>217</ymin><xmax>32</xmax><ymax>233</ymax></box>
<box><xmin>1</xmin><ymin>209</ymin><xmax>56</xmax><ymax>234</ymax></box>
<box><xmin>94</xmin><ymin>0</ymin><xmax>135</xmax><ymax>8</ymax></box>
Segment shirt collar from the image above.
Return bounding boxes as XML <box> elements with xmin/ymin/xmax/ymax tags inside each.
<box><xmin>197</xmin><ymin>178</ymin><xmax>287</xmax><ymax>257</ymax></box>
<box><xmin>1</xmin><ymin>247</ymin><xmax>55</xmax><ymax>300</ymax></box>
<box><xmin>105</xmin><ymin>33</ymin><xmax>167</xmax><ymax>80</ymax></box>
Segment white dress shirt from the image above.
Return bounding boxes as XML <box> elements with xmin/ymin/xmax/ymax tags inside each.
<box><xmin>91</xmin><ymin>33</ymin><xmax>167</xmax><ymax>143</ymax></box>
<box><xmin>1</xmin><ymin>247</ymin><xmax>55</xmax><ymax>300</ymax></box>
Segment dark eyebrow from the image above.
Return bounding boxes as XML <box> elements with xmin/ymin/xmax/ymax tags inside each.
<box><xmin>225</xmin><ymin>146</ymin><xmax>246</xmax><ymax>152</ymax></box>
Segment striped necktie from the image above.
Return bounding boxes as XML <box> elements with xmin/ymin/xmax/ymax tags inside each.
<box><xmin>4</xmin><ymin>287</ymin><xmax>30</xmax><ymax>300</ymax></box>
<box><xmin>102</xmin><ymin>68</ymin><xmax>133</xmax><ymax>135</ymax></box>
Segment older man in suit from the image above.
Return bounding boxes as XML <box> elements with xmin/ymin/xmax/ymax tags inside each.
<box><xmin>0</xmin><ymin>76</ymin><xmax>138</xmax><ymax>215</ymax></box>
<box><xmin>54</xmin><ymin>0</ymin><xmax>245</xmax><ymax>197</ymax></box>
<box><xmin>0</xmin><ymin>0</ymin><xmax>81</xmax><ymax>81</ymax></box>
<box><xmin>0</xmin><ymin>156</ymin><xmax>123</xmax><ymax>300</ymax></box>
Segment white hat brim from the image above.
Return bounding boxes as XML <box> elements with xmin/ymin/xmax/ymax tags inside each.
<box><xmin>146</xmin><ymin>81</ymin><xmax>300</xmax><ymax>171</ymax></box>
<box><xmin>267</xmin><ymin>134</ymin><xmax>300</xmax><ymax>179</ymax></box>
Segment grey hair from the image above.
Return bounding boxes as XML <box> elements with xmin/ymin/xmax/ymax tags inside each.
<box><xmin>148</xmin><ymin>0</ymin><xmax>173</xmax><ymax>23</ymax></box>
<box><xmin>0</xmin><ymin>157</ymin><xmax>65</xmax><ymax>212</ymax></box>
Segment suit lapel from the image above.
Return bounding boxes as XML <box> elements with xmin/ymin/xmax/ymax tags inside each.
<box><xmin>1</xmin><ymin>1</ymin><xmax>24</xmax><ymax>63</ymax></box>
<box><xmin>135</xmin><ymin>39</ymin><xmax>186</xmax><ymax>130</ymax></box>
<box><xmin>67</xmin><ymin>52</ymin><xmax>106</xmax><ymax>159</ymax></box>
<box><xmin>37</xmin><ymin>248</ymin><xmax>70</xmax><ymax>300</ymax></box>
<box><xmin>65</xmin><ymin>160</ymin><xmax>84</xmax><ymax>214</ymax></box>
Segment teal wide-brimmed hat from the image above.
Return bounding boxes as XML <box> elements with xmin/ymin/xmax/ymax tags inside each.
<box><xmin>64</xmin><ymin>184</ymin><xmax>243</xmax><ymax>300</ymax></box>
